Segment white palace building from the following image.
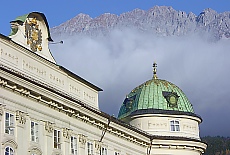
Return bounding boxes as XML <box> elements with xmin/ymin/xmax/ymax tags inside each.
<box><xmin>0</xmin><ymin>12</ymin><xmax>206</xmax><ymax>155</ymax></box>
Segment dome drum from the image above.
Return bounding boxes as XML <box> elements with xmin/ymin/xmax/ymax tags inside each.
<box><xmin>129</xmin><ymin>111</ymin><xmax>201</xmax><ymax>140</ymax></box>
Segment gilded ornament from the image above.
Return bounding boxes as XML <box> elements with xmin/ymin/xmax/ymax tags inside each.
<box><xmin>25</xmin><ymin>17</ymin><xmax>42</xmax><ymax>52</ymax></box>
<box><xmin>31</xmin><ymin>17</ymin><xmax>37</xmax><ymax>25</ymax></box>
<box><xmin>32</xmin><ymin>30</ymin><xmax>38</xmax><ymax>41</ymax></box>
<box><xmin>37</xmin><ymin>45</ymin><xmax>42</xmax><ymax>51</ymax></box>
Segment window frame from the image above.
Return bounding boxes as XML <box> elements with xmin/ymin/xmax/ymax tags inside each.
<box><xmin>70</xmin><ymin>136</ymin><xmax>77</xmax><ymax>155</ymax></box>
<box><xmin>87</xmin><ymin>141</ymin><xmax>93</xmax><ymax>155</ymax></box>
<box><xmin>5</xmin><ymin>146</ymin><xmax>14</xmax><ymax>155</ymax></box>
<box><xmin>5</xmin><ymin>112</ymin><xmax>14</xmax><ymax>135</ymax></box>
<box><xmin>114</xmin><ymin>152</ymin><xmax>120</xmax><ymax>155</ymax></box>
<box><xmin>170</xmin><ymin>120</ymin><xmax>180</xmax><ymax>132</ymax></box>
<box><xmin>100</xmin><ymin>146</ymin><xmax>107</xmax><ymax>155</ymax></box>
<box><xmin>54</xmin><ymin>129</ymin><xmax>61</xmax><ymax>149</ymax></box>
<box><xmin>31</xmin><ymin>121</ymin><xmax>39</xmax><ymax>142</ymax></box>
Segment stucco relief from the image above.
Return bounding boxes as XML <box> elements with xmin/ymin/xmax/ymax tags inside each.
<box><xmin>45</xmin><ymin>121</ymin><xmax>54</xmax><ymax>133</ymax></box>
<box><xmin>69</xmin><ymin>83</ymin><xmax>81</xmax><ymax>97</ymax></box>
<box><xmin>28</xmin><ymin>146</ymin><xmax>42</xmax><ymax>155</ymax></box>
<box><xmin>0</xmin><ymin>107</ymin><xmax>2</xmax><ymax>117</ymax></box>
<box><xmin>52</xmin><ymin>149</ymin><xmax>62</xmax><ymax>155</ymax></box>
<box><xmin>2</xmin><ymin>139</ymin><xmax>18</xmax><ymax>151</ymax></box>
<box><xmin>22</xmin><ymin>59</ymin><xmax>46</xmax><ymax>78</ymax></box>
<box><xmin>130</xmin><ymin>122</ymin><xmax>141</xmax><ymax>129</ymax></box>
<box><xmin>62</xmin><ymin>128</ymin><xmax>72</xmax><ymax>139</ymax></box>
<box><xmin>1</xmin><ymin>45</ymin><xmax>98</xmax><ymax>108</ymax></box>
<box><xmin>16</xmin><ymin>110</ymin><xmax>27</xmax><ymax>125</ymax></box>
<box><xmin>83</xmin><ymin>91</ymin><xmax>96</xmax><ymax>103</ymax></box>
<box><xmin>0</xmin><ymin>48</ymin><xmax>19</xmax><ymax>65</ymax></box>
<box><xmin>183</xmin><ymin>124</ymin><xmax>197</xmax><ymax>132</ymax></box>
<box><xmin>94</xmin><ymin>140</ymin><xmax>102</xmax><ymax>153</ymax></box>
<box><xmin>78</xmin><ymin>134</ymin><xmax>87</xmax><ymax>148</ymax></box>
<box><xmin>148</xmin><ymin>120</ymin><xmax>167</xmax><ymax>130</ymax></box>
<box><xmin>0</xmin><ymin>104</ymin><xmax>5</xmax><ymax>119</ymax></box>
<box><xmin>49</xmin><ymin>73</ymin><xmax>65</xmax><ymax>86</ymax></box>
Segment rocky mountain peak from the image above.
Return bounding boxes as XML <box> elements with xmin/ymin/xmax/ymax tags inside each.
<box><xmin>51</xmin><ymin>6</ymin><xmax>230</xmax><ymax>40</ymax></box>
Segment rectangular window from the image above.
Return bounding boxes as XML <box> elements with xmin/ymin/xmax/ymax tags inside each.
<box><xmin>54</xmin><ymin>129</ymin><xmax>61</xmax><ymax>149</ymax></box>
<box><xmin>87</xmin><ymin>142</ymin><xmax>93</xmax><ymax>155</ymax></box>
<box><xmin>100</xmin><ymin>147</ymin><xmax>107</xmax><ymax>155</ymax></box>
<box><xmin>31</xmin><ymin>121</ymin><xmax>39</xmax><ymax>142</ymax></box>
<box><xmin>170</xmin><ymin>120</ymin><xmax>180</xmax><ymax>131</ymax></box>
<box><xmin>71</xmin><ymin>136</ymin><xmax>77</xmax><ymax>155</ymax></box>
<box><xmin>5</xmin><ymin>112</ymin><xmax>14</xmax><ymax>135</ymax></box>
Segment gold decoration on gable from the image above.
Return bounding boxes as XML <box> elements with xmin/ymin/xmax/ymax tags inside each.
<box><xmin>25</xmin><ymin>17</ymin><xmax>42</xmax><ymax>52</ymax></box>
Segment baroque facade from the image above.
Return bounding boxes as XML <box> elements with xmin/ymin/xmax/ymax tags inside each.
<box><xmin>0</xmin><ymin>12</ymin><xmax>206</xmax><ymax>155</ymax></box>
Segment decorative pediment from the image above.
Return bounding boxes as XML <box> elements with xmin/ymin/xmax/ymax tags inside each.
<box><xmin>28</xmin><ymin>146</ymin><xmax>42</xmax><ymax>155</ymax></box>
<box><xmin>9</xmin><ymin>12</ymin><xmax>56</xmax><ymax>63</ymax></box>
<box><xmin>2</xmin><ymin>138</ymin><xmax>18</xmax><ymax>149</ymax></box>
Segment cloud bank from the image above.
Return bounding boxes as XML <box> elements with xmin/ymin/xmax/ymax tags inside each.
<box><xmin>50</xmin><ymin>29</ymin><xmax>230</xmax><ymax>137</ymax></box>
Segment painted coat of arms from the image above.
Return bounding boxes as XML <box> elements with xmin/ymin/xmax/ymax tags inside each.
<box><xmin>25</xmin><ymin>17</ymin><xmax>42</xmax><ymax>52</ymax></box>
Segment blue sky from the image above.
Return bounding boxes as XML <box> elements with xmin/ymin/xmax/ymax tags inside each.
<box><xmin>0</xmin><ymin>0</ymin><xmax>229</xmax><ymax>36</ymax></box>
<box><xmin>0</xmin><ymin>0</ymin><xmax>230</xmax><ymax>137</ymax></box>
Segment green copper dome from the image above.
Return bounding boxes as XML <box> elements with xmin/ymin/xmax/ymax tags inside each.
<box><xmin>118</xmin><ymin>63</ymin><xmax>194</xmax><ymax>120</ymax></box>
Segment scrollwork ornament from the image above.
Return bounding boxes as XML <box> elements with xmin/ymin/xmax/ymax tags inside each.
<box><xmin>0</xmin><ymin>108</ymin><xmax>3</xmax><ymax>116</ymax></box>
<box><xmin>63</xmin><ymin>128</ymin><xmax>72</xmax><ymax>139</ymax></box>
<box><xmin>94</xmin><ymin>140</ymin><xmax>101</xmax><ymax>153</ymax></box>
<box><xmin>45</xmin><ymin>121</ymin><xmax>54</xmax><ymax>133</ymax></box>
<box><xmin>0</xmin><ymin>105</ymin><xmax>3</xmax><ymax>116</ymax></box>
<box><xmin>78</xmin><ymin>134</ymin><xmax>87</xmax><ymax>147</ymax></box>
<box><xmin>0</xmin><ymin>104</ymin><xmax>5</xmax><ymax>121</ymax></box>
<box><xmin>16</xmin><ymin>110</ymin><xmax>26</xmax><ymax>124</ymax></box>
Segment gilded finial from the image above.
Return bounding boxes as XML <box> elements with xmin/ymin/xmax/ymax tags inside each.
<box><xmin>153</xmin><ymin>62</ymin><xmax>158</xmax><ymax>79</ymax></box>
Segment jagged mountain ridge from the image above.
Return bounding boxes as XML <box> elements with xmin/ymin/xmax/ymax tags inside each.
<box><xmin>51</xmin><ymin>6</ymin><xmax>230</xmax><ymax>39</ymax></box>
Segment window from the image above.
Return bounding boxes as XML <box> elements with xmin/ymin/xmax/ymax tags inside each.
<box><xmin>114</xmin><ymin>152</ymin><xmax>120</xmax><ymax>155</ymax></box>
<box><xmin>71</xmin><ymin>136</ymin><xmax>77</xmax><ymax>155</ymax></box>
<box><xmin>54</xmin><ymin>129</ymin><xmax>61</xmax><ymax>149</ymax></box>
<box><xmin>170</xmin><ymin>120</ymin><xmax>180</xmax><ymax>131</ymax></box>
<box><xmin>5</xmin><ymin>112</ymin><xmax>14</xmax><ymax>135</ymax></box>
<box><xmin>87</xmin><ymin>142</ymin><xmax>93</xmax><ymax>155</ymax></box>
<box><xmin>100</xmin><ymin>147</ymin><xmax>107</xmax><ymax>155</ymax></box>
<box><xmin>31</xmin><ymin>121</ymin><xmax>39</xmax><ymax>142</ymax></box>
<box><xmin>5</xmin><ymin>146</ymin><xmax>14</xmax><ymax>155</ymax></box>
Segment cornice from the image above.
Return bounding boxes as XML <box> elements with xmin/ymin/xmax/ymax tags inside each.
<box><xmin>130</xmin><ymin>109</ymin><xmax>202</xmax><ymax>122</ymax></box>
<box><xmin>0</xmin><ymin>63</ymin><xmax>207</xmax><ymax>153</ymax></box>
<box><xmin>0</xmin><ymin>63</ymin><xmax>149</xmax><ymax>147</ymax></box>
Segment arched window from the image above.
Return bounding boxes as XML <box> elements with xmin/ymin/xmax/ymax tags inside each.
<box><xmin>2</xmin><ymin>139</ymin><xmax>17</xmax><ymax>155</ymax></box>
<box><xmin>5</xmin><ymin>146</ymin><xmax>14</xmax><ymax>155</ymax></box>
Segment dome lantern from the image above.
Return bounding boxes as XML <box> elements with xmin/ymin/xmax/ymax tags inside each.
<box><xmin>153</xmin><ymin>61</ymin><xmax>158</xmax><ymax>79</ymax></box>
